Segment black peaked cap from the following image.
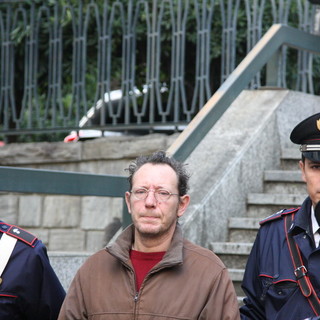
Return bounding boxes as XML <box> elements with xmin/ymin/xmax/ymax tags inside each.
<box><xmin>290</xmin><ymin>113</ymin><xmax>320</xmax><ymax>162</ymax></box>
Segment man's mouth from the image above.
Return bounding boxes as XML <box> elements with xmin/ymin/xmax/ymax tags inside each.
<box><xmin>140</xmin><ymin>215</ymin><xmax>160</xmax><ymax>221</ymax></box>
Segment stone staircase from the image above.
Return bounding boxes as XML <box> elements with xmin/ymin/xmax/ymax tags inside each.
<box><xmin>210</xmin><ymin>148</ymin><xmax>307</xmax><ymax>303</ymax></box>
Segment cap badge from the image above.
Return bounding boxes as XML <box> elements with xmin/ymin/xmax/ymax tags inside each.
<box><xmin>317</xmin><ymin>119</ymin><xmax>320</xmax><ymax>131</ymax></box>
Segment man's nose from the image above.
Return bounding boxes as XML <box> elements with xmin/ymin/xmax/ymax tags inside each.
<box><xmin>145</xmin><ymin>190</ymin><xmax>157</xmax><ymax>205</ymax></box>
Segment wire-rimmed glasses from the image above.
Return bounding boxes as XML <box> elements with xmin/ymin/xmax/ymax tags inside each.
<box><xmin>130</xmin><ymin>188</ymin><xmax>179</xmax><ymax>202</ymax></box>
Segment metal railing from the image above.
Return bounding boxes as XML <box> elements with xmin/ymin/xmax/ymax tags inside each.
<box><xmin>0</xmin><ymin>0</ymin><xmax>319</xmax><ymax>141</ymax></box>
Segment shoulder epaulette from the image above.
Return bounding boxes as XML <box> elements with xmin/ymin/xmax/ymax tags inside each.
<box><xmin>259</xmin><ymin>207</ymin><xmax>300</xmax><ymax>225</ymax></box>
<box><xmin>0</xmin><ymin>222</ymin><xmax>38</xmax><ymax>247</ymax></box>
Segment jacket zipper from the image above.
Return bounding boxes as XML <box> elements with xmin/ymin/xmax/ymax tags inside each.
<box><xmin>118</xmin><ymin>261</ymin><xmax>139</xmax><ymax>319</ymax></box>
<box><xmin>132</xmin><ymin>269</ymin><xmax>156</xmax><ymax>319</ymax></box>
<box><xmin>120</xmin><ymin>255</ymin><xmax>182</xmax><ymax>319</ymax></box>
<box><xmin>133</xmin><ymin>291</ymin><xmax>139</xmax><ymax>320</ymax></box>
<box><xmin>128</xmin><ymin>267</ymin><xmax>139</xmax><ymax>320</ymax></box>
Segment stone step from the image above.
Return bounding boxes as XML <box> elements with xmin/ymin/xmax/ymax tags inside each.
<box><xmin>228</xmin><ymin>217</ymin><xmax>260</xmax><ymax>242</ymax></box>
<box><xmin>264</xmin><ymin>170</ymin><xmax>301</xmax><ymax>182</ymax></box>
<box><xmin>248</xmin><ymin>193</ymin><xmax>305</xmax><ymax>206</ymax></box>
<box><xmin>227</xmin><ymin>149</ymin><xmax>302</xmax><ymax>304</ymax></box>
<box><xmin>229</xmin><ymin>268</ymin><xmax>244</xmax><ymax>282</ymax></box>
<box><xmin>263</xmin><ymin>170</ymin><xmax>306</xmax><ymax>194</ymax></box>
<box><xmin>49</xmin><ymin>251</ymin><xmax>92</xmax><ymax>291</ymax></box>
<box><xmin>281</xmin><ymin>148</ymin><xmax>300</xmax><ymax>159</ymax></box>
<box><xmin>209</xmin><ymin>242</ymin><xmax>253</xmax><ymax>269</ymax></box>
<box><xmin>264</xmin><ymin>181</ymin><xmax>306</xmax><ymax>194</ymax></box>
<box><xmin>228</xmin><ymin>268</ymin><xmax>245</xmax><ymax>298</ymax></box>
<box><xmin>246</xmin><ymin>193</ymin><xmax>305</xmax><ymax>218</ymax></box>
<box><xmin>280</xmin><ymin>148</ymin><xmax>300</xmax><ymax>170</ymax></box>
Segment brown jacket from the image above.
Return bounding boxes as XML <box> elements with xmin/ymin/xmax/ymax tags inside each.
<box><xmin>58</xmin><ymin>224</ymin><xmax>240</xmax><ymax>320</ymax></box>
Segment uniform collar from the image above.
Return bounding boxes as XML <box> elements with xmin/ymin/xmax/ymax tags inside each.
<box><xmin>311</xmin><ymin>205</ymin><xmax>320</xmax><ymax>236</ymax></box>
<box><xmin>289</xmin><ymin>197</ymin><xmax>312</xmax><ymax>235</ymax></box>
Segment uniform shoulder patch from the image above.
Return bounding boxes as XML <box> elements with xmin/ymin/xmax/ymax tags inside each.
<box><xmin>259</xmin><ymin>207</ymin><xmax>300</xmax><ymax>225</ymax></box>
<box><xmin>0</xmin><ymin>222</ymin><xmax>37</xmax><ymax>247</ymax></box>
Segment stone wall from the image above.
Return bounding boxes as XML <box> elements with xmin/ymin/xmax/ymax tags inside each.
<box><xmin>0</xmin><ymin>133</ymin><xmax>178</xmax><ymax>252</ymax></box>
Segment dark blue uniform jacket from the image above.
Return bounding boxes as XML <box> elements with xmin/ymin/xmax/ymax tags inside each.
<box><xmin>0</xmin><ymin>221</ymin><xmax>66</xmax><ymax>320</ymax></box>
<box><xmin>240</xmin><ymin>197</ymin><xmax>320</xmax><ymax>320</ymax></box>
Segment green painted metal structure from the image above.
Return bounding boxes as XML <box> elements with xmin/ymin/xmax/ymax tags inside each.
<box><xmin>0</xmin><ymin>24</ymin><xmax>319</xmax><ymax>228</ymax></box>
<box><xmin>0</xmin><ymin>166</ymin><xmax>131</xmax><ymax>227</ymax></box>
<box><xmin>1</xmin><ymin>1</ymin><xmax>317</xmax><ymax>139</ymax></box>
<box><xmin>167</xmin><ymin>24</ymin><xmax>320</xmax><ymax>162</ymax></box>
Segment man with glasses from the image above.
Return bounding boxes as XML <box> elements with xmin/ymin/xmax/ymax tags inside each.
<box><xmin>58</xmin><ymin>150</ymin><xmax>239</xmax><ymax>320</ymax></box>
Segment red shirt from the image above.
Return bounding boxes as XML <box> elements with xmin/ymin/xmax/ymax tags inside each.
<box><xmin>130</xmin><ymin>250</ymin><xmax>165</xmax><ymax>291</ymax></box>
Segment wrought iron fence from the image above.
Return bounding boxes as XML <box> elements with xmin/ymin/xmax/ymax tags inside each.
<box><xmin>0</xmin><ymin>0</ymin><xmax>319</xmax><ymax>142</ymax></box>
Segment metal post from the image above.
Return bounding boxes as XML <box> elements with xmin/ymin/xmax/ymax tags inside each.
<box><xmin>122</xmin><ymin>198</ymin><xmax>131</xmax><ymax>228</ymax></box>
<box><xmin>266</xmin><ymin>49</ymin><xmax>281</xmax><ymax>88</ymax></box>
<box><xmin>314</xmin><ymin>6</ymin><xmax>320</xmax><ymax>35</ymax></box>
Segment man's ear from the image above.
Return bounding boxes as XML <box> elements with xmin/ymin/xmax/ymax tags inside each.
<box><xmin>299</xmin><ymin>160</ymin><xmax>307</xmax><ymax>183</ymax></box>
<box><xmin>125</xmin><ymin>191</ymin><xmax>132</xmax><ymax>214</ymax></box>
<box><xmin>177</xmin><ymin>195</ymin><xmax>190</xmax><ymax>218</ymax></box>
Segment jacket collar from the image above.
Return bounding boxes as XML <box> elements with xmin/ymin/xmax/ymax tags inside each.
<box><xmin>290</xmin><ymin>197</ymin><xmax>312</xmax><ymax>235</ymax></box>
<box><xmin>106</xmin><ymin>222</ymin><xmax>184</xmax><ymax>268</ymax></box>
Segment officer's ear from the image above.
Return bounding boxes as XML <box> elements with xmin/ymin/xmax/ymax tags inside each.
<box><xmin>299</xmin><ymin>160</ymin><xmax>307</xmax><ymax>183</ymax></box>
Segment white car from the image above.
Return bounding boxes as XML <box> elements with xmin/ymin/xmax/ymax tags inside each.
<box><xmin>64</xmin><ymin>84</ymin><xmax>185</xmax><ymax>142</ymax></box>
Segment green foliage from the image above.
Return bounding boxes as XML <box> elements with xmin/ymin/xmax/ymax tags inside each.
<box><xmin>1</xmin><ymin>0</ymin><xmax>319</xmax><ymax>143</ymax></box>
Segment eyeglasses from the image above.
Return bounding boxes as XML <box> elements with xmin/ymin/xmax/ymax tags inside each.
<box><xmin>130</xmin><ymin>188</ymin><xmax>180</xmax><ymax>202</ymax></box>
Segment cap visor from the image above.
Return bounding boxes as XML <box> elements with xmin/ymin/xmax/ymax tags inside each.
<box><xmin>302</xmin><ymin>151</ymin><xmax>320</xmax><ymax>162</ymax></box>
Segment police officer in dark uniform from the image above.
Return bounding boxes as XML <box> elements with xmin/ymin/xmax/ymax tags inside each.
<box><xmin>0</xmin><ymin>220</ymin><xmax>65</xmax><ymax>319</ymax></box>
<box><xmin>240</xmin><ymin>112</ymin><xmax>320</xmax><ymax>320</ymax></box>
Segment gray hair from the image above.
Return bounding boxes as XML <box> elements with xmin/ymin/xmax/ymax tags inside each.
<box><xmin>126</xmin><ymin>150</ymin><xmax>190</xmax><ymax>196</ymax></box>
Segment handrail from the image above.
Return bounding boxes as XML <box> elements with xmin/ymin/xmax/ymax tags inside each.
<box><xmin>0</xmin><ymin>166</ymin><xmax>128</xmax><ymax>197</ymax></box>
<box><xmin>168</xmin><ymin>24</ymin><xmax>320</xmax><ymax>162</ymax></box>
<box><xmin>0</xmin><ymin>166</ymin><xmax>131</xmax><ymax>227</ymax></box>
